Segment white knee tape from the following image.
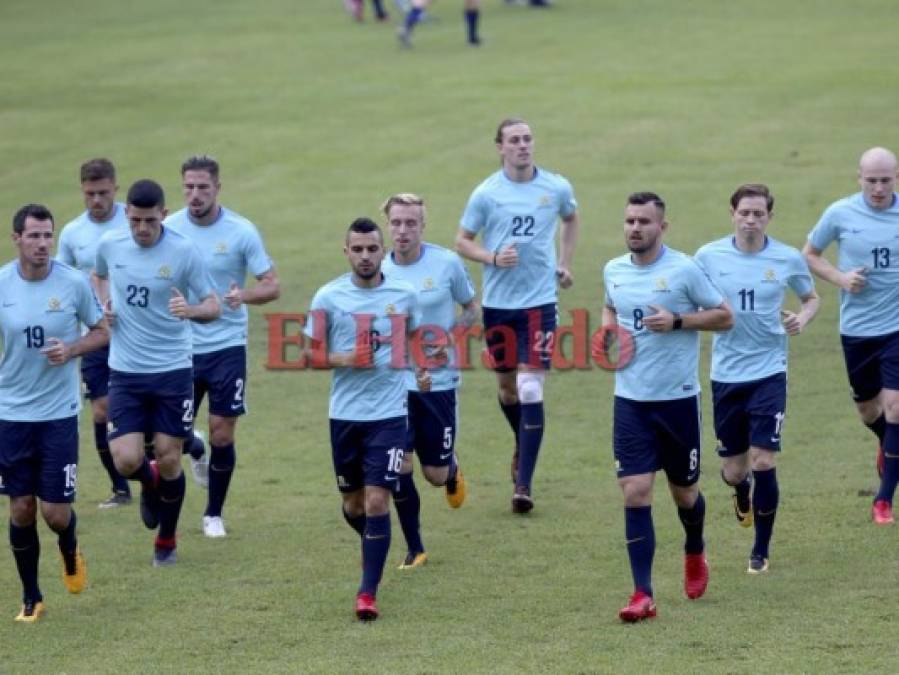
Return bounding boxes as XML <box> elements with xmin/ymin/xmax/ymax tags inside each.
<box><xmin>517</xmin><ymin>371</ymin><xmax>545</xmax><ymax>404</ymax></box>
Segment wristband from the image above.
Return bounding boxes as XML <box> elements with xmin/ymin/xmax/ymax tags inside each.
<box><xmin>672</xmin><ymin>312</ymin><xmax>683</xmax><ymax>330</ymax></box>
<box><xmin>493</xmin><ymin>252</ymin><xmax>498</xmax><ymax>266</ymax></box>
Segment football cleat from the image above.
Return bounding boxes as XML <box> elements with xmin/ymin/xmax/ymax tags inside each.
<box><xmin>189</xmin><ymin>430</ymin><xmax>209</xmax><ymax>489</ymax></box>
<box><xmin>152</xmin><ymin>546</ymin><xmax>177</xmax><ymax>568</ymax></box>
<box><xmin>684</xmin><ymin>553</ymin><xmax>709</xmax><ymax>599</ymax></box>
<box><xmin>61</xmin><ymin>547</ymin><xmax>87</xmax><ymax>594</ymax></box>
<box><xmin>202</xmin><ymin>515</ymin><xmax>227</xmax><ymax>538</ymax></box>
<box><xmin>872</xmin><ymin>499</ymin><xmax>895</xmax><ymax>525</ymax></box>
<box><xmin>98</xmin><ymin>491</ymin><xmax>132</xmax><ymax>509</ymax></box>
<box><xmin>747</xmin><ymin>555</ymin><xmax>769</xmax><ymax>575</ymax></box>
<box><xmin>397</xmin><ymin>551</ymin><xmax>428</xmax><ymax>570</ymax></box>
<box><xmin>355</xmin><ymin>592</ymin><xmax>379</xmax><ymax>621</ymax></box>
<box><xmin>618</xmin><ymin>590</ymin><xmax>656</xmax><ymax>623</ymax></box>
<box><xmin>445</xmin><ymin>466</ymin><xmax>466</xmax><ymax>509</ymax></box>
<box><xmin>732</xmin><ymin>492</ymin><xmax>753</xmax><ymax>528</ymax></box>
<box><xmin>511</xmin><ymin>486</ymin><xmax>533</xmax><ymax>514</ymax></box>
<box><xmin>876</xmin><ymin>444</ymin><xmax>885</xmax><ymax>479</ymax></box>
<box><xmin>15</xmin><ymin>599</ymin><xmax>45</xmax><ymax>623</ymax></box>
<box><xmin>139</xmin><ymin>461</ymin><xmax>161</xmax><ymax>530</ymax></box>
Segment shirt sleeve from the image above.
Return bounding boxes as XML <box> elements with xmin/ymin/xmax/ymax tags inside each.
<box><xmin>787</xmin><ymin>250</ymin><xmax>816</xmax><ymax>298</ymax></box>
<box><xmin>807</xmin><ymin>204</ymin><xmax>839</xmax><ymax>252</ymax></box>
<box><xmin>75</xmin><ymin>275</ymin><xmax>104</xmax><ymax>328</ymax></box>
<box><xmin>686</xmin><ymin>259</ymin><xmax>725</xmax><ymax>309</ymax></box>
<box><xmin>185</xmin><ymin>243</ymin><xmax>216</xmax><ymax>300</ymax></box>
<box><xmin>57</xmin><ymin>227</ymin><xmax>75</xmax><ymax>266</ymax></box>
<box><xmin>449</xmin><ymin>255</ymin><xmax>476</xmax><ymax>305</ymax></box>
<box><xmin>244</xmin><ymin>225</ymin><xmax>274</xmax><ymax>277</ymax></box>
<box><xmin>303</xmin><ymin>289</ymin><xmax>327</xmax><ymax>340</ymax></box>
<box><xmin>557</xmin><ymin>176</ymin><xmax>578</xmax><ymax>218</ymax></box>
<box><xmin>602</xmin><ymin>264</ymin><xmax>615</xmax><ymax>309</ymax></box>
<box><xmin>94</xmin><ymin>239</ymin><xmax>109</xmax><ymax>278</ymax></box>
<box><xmin>460</xmin><ymin>189</ymin><xmax>487</xmax><ymax>235</ymax></box>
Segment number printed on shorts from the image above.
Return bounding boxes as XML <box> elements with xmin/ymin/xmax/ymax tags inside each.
<box><xmin>386</xmin><ymin>447</ymin><xmax>404</xmax><ymax>474</ymax></box>
<box><xmin>182</xmin><ymin>398</ymin><xmax>194</xmax><ymax>425</ymax></box>
<box><xmin>234</xmin><ymin>378</ymin><xmax>245</xmax><ymax>404</ymax></box>
<box><xmin>63</xmin><ymin>463</ymin><xmax>77</xmax><ymax>493</ymax></box>
<box><xmin>773</xmin><ymin>411</ymin><xmax>785</xmax><ymax>438</ymax></box>
<box><xmin>688</xmin><ymin>448</ymin><xmax>698</xmax><ymax>472</ymax></box>
<box><xmin>443</xmin><ymin>426</ymin><xmax>453</xmax><ymax>450</ymax></box>
<box><xmin>533</xmin><ymin>330</ymin><xmax>554</xmax><ymax>356</ymax></box>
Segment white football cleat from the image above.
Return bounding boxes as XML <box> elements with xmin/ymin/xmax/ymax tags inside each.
<box><xmin>189</xmin><ymin>430</ymin><xmax>209</xmax><ymax>489</ymax></box>
<box><xmin>202</xmin><ymin>515</ymin><xmax>227</xmax><ymax>538</ymax></box>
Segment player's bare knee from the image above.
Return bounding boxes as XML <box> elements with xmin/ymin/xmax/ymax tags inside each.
<box><xmin>209</xmin><ymin>415</ymin><xmax>236</xmax><ymax>446</ymax></box>
<box><xmin>516</xmin><ymin>370</ymin><xmax>545</xmax><ymax>404</ymax></box>
<box><xmin>856</xmin><ymin>397</ymin><xmax>882</xmax><ymax>424</ymax></box>
<box><xmin>881</xmin><ymin>390</ymin><xmax>899</xmax><ymax>423</ymax></box>
<box><xmin>721</xmin><ymin>457</ymin><xmax>749</xmax><ymax>485</ymax></box>
<box><xmin>399</xmin><ymin>454</ymin><xmax>415</xmax><ymax>475</ymax></box>
<box><xmin>364</xmin><ymin>486</ymin><xmax>391</xmax><ymax>516</ymax></box>
<box><xmin>342</xmin><ymin>491</ymin><xmax>364</xmax><ymax>518</ymax></box>
<box><xmin>90</xmin><ymin>397</ymin><xmax>108</xmax><ymax>424</ymax></box>
<box><xmin>422</xmin><ymin>464</ymin><xmax>449</xmax><ymax>486</ymax></box>
<box><xmin>669</xmin><ymin>482</ymin><xmax>699</xmax><ymax>509</ymax></box>
<box><xmin>618</xmin><ymin>475</ymin><xmax>653</xmax><ymax>506</ymax></box>
<box><xmin>750</xmin><ymin>448</ymin><xmax>776</xmax><ymax>472</ymax></box>
<box><xmin>40</xmin><ymin>503</ymin><xmax>71</xmax><ymax>532</ymax></box>
<box><xmin>9</xmin><ymin>496</ymin><xmax>37</xmax><ymax>526</ymax></box>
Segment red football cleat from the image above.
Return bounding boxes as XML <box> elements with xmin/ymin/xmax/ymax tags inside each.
<box><xmin>618</xmin><ymin>590</ymin><xmax>657</xmax><ymax>622</ymax></box>
<box><xmin>684</xmin><ymin>553</ymin><xmax>709</xmax><ymax>599</ymax></box>
<box><xmin>876</xmin><ymin>444</ymin><xmax>885</xmax><ymax>479</ymax></box>
<box><xmin>355</xmin><ymin>592</ymin><xmax>379</xmax><ymax>621</ymax></box>
<box><xmin>872</xmin><ymin>499</ymin><xmax>895</xmax><ymax>525</ymax></box>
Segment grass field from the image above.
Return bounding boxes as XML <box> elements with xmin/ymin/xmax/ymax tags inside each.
<box><xmin>1</xmin><ymin>0</ymin><xmax>898</xmax><ymax>672</ymax></box>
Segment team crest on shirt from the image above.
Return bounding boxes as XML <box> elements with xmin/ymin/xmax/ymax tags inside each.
<box><xmin>539</xmin><ymin>195</ymin><xmax>552</xmax><ymax>206</ymax></box>
<box><xmin>157</xmin><ymin>265</ymin><xmax>172</xmax><ymax>280</ymax></box>
<box><xmin>46</xmin><ymin>297</ymin><xmax>63</xmax><ymax>312</ymax></box>
<box><xmin>385</xmin><ymin>303</ymin><xmax>397</xmax><ymax>315</ymax></box>
<box><xmin>654</xmin><ymin>278</ymin><xmax>670</xmax><ymax>292</ymax></box>
<box><xmin>762</xmin><ymin>268</ymin><xmax>778</xmax><ymax>283</ymax></box>
<box><xmin>422</xmin><ymin>278</ymin><xmax>435</xmax><ymax>291</ymax></box>
<box><xmin>214</xmin><ymin>242</ymin><xmax>228</xmax><ymax>255</ymax></box>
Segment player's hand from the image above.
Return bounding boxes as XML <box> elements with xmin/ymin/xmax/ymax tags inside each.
<box><xmin>415</xmin><ymin>367</ymin><xmax>432</xmax><ymax>392</ymax></box>
<box><xmin>169</xmin><ymin>287</ymin><xmax>189</xmax><ymax>319</ymax></box>
<box><xmin>494</xmin><ymin>245</ymin><xmax>518</xmax><ymax>268</ymax></box>
<box><xmin>40</xmin><ymin>337</ymin><xmax>71</xmax><ymax>365</ymax></box>
<box><xmin>841</xmin><ymin>267</ymin><xmax>867</xmax><ymax>293</ymax></box>
<box><xmin>352</xmin><ymin>331</ymin><xmax>374</xmax><ymax>368</ymax></box>
<box><xmin>103</xmin><ymin>298</ymin><xmax>116</xmax><ymax>327</ymax></box>
<box><xmin>224</xmin><ymin>281</ymin><xmax>243</xmax><ymax>310</ymax></box>
<box><xmin>643</xmin><ymin>304</ymin><xmax>674</xmax><ymax>332</ymax></box>
<box><xmin>556</xmin><ymin>267</ymin><xmax>574</xmax><ymax>289</ymax></box>
<box><xmin>781</xmin><ymin>310</ymin><xmax>803</xmax><ymax>336</ymax></box>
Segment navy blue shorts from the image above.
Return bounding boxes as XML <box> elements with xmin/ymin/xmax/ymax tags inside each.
<box><xmin>712</xmin><ymin>373</ymin><xmax>787</xmax><ymax>456</ymax></box>
<box><xmin>193</xmin><ymin>346</ymin><xmax>248</xmax><ymax>417</ymax></box>
<box><xmin>329</xmin><ymin>416</ymin><xmax>406</xmax><ymax>492</ymax></box>
<box><xmin>0</xmin><ymin>416</ymin><xmax>79</xmax><ymax>503</ymax></box>
<box><xmin>107</xmin><ymin>368</ymin><xmax>194</xmax><ymax>440</ymax></box>
<box><xmin>613</xmin><ymin>395</ymin><xmax>702</xmax><ymax>486</ymax></box>
<box><xmin>841</xmin><ymin>331</ymin><xmax>899</xmax><ymax>402</ymax></box>
<box><xmin>81</xmin><ymin>345</ymin><xmax>110</xmax><ymax>400</ymax></box>
<box><xmin>483</xmin><ymin>303</ymin><xmax>557</xmax><ymax>372</ymax></box>
<box><xmin>407</xmin><ymin>390</ymin><xmax>457</xmax><ymax>467</ymax></box>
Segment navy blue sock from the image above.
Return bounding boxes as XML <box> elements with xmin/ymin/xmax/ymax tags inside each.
<box><xmin>405</xmin><ymin>7</ymin><xmax>423</xmax><ymax>30</ymax></box>
<box><xmin>752</xmin><ymin>468</ymin><xmax>779</xmax><ymax>559</ymax></box>
<box><xmin>206</xmin><ymin>443</ymin><xmax>235</xmax><ymax>518</ymax></box>
<box><xmin>516</xmin><ymin>402</ymin><xmax>544</xmax><ymax>490</ymax></box>
<box><xmin>371</xmin><ymin>0</ymin><xmax>386</xmax><ymax>19</ymax></box>
<box><xmin>95</xmin><ymin>422</ymin><xmax>130</xmax><ymax>493</ymax></box>
<box><xmin>360</xmin><ymin>513</ymin><xmax>391</xmax><ymax>596</ymax></box>
<box><xmin>128</xmin><ymin>456</ymin><xmax>157</xmax><ymax>488</ymax></box>
<box><xmin>465</xmin><ymin>9</ymin><xmax>479</xmax><ymax>42</ymax></box>
<box><xmin>677</xmin><ymin>492</ymin><xmax>706</xmax><ymax>555</ymax></box>
<box><xmin>875</xmin><ymin>423</ymin><xmax>899</xmax><ymax>503</ymax></box>
<box><xmin>52</xmin><ymin>511</ymin><xmax>78</xmax><ymax>575</ymax></box>
<box><xmin>499</xmin><ymin>398</ymin><xmax>521</xmax><ymax>447</ymax></box>
<box><xmin>624</xmin><ymin>506</ymin><xmax>654</xmax><ymax>596</ymax></box>
<box><xmin>342</xmin><ymin>507</ymin><xmax>366</xmax><ymax>537</ymax></box>
<box><xmin>183</xmin><ymin>434</ymin><xmax>205</xmax><ymax>460</ymax></box>
<box><xmin>157</xmin><ymin>472</ymin><xmax>186</xmax><ymax>543</ymax></box>
<box><xmin>9</xmin><ymin>521</ymin><xmax>41</xmax><ymax>603</ymax></box>
<box><xmin>446</xmin><ymin>454</ymin><xmax>458</xmax><ymax>484</ymax></box>
<box><xmin>393</xmin><ymin>472</ymin><xmax>424</xmax><ymax>555</ymax></box>
<box><xmin>866</xmin><ymin>414</ymin><xmax>887</xmax><ymax>443</ymax></box>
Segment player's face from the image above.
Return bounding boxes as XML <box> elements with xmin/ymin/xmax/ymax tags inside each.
<box><xmin>13</xmin><ymin>216</ymin><xmax>54</xmax><ymax>269</ymax></box>
<box><xmin>345</xmin><ymin>231</ymin><xmax>384</xmax><ymax>280</ymax></box>
<box><xmin>81</xmin><ymin>178</ymin><xmax>118</xmax><ymax>222</ymax></box>
<box><xmin>731</xmin><ymin>196</ymin><xmax>770</xmax><ymax>238</ymax></box>
<box><xmin>859</xmin><ymin>163</ymin><xmax>897</xmax><ymax>210</ymax></box>
<box><xmin>497</xmin><ymin>123</ymin><xmax>534</xmax><ymax>172</ymax></box>
<box><xmin>624</xmin><ymin>203</ymin><xmax>666</xmax><ymax>254</ymax></box>
<box><xmin>387</xmin><ymin>203</ymin><xmax>425</xmax><ymax>257</ymax></box>
<box><xmin>127</xmin><ymin>204</ymin><xmax>167</xmax><ymax>248</ymax></box>
<box><xmin>182</xmin><ymin>170</ymin><xmax>221</xmax><ymax>220</ymax></box>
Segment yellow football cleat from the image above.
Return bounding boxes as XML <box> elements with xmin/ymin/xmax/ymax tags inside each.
<box><xmin>732</xmin><ymin>494</ymin><xmax>753</xmax><ymax>528</ymax></box>
<box><xmin>397</xmin><ymin>551</ymin><xmax>428</xmax><ymax>570</ymax></box>
<box><xmin>15</xmin><ymin>600</ymin><xmax>45</xmax><ymax>623</ymax></box>
<box><xmin>445</xmin><ymin>467</ymin><xmax>466</xmax><ymax>509</ymax></box>
<box><xmin>61</xmin><ymin>548</ymin><xmax>87</xmax><ymax>594</ymax></box>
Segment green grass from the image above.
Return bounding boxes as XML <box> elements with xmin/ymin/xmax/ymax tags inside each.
<box><xmin>1</xmin><ymin>0</ymin><xmax>898</xmax><ymax>672</ymax></box>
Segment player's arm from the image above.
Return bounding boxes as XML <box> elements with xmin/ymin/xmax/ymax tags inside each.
<box><xmin>782</xmin><ymin>290</ymin><xmax>820</xmax><ymax>336</ymax></box>
<box><xmin>801</xmin><ymin>242</ymin><xmax>867</xmax><ymax>293</ymax></box>
<box><xmin>455</xmin><ymin>228</ymin><xmax>494</xmax><ymax>265</ymax></box>
<box><xmin>557</xmin><ymin>210</ymin><xmax>580</xmax><ymax>288</ymax></box>
<box><xmin>458</xmin><ymin>298</ymin><xmax>479</xmax><ymax>328</ymax></box>
<box><xmin>304</xmin><ymin>336</ymin><xmax>372</xmax><ymax>369</ymax></box>
<box><xmin>170</xmin><ymin>288</ymin><xmax>221</xmax><ymax>323</ymax></box>
<box><xmin>224</xmin><ymin>268</ymin><xmax>280</xmax><ymax>310</ymax></box>
<box><xmin>42</xmin><ymin>318</ymin><xmax>110</xmax><ymax>366</ymax></box>
<box><xmin>644</xmin><ymin>301</ymin><xmax>734</xmax><ymax>332</ymax></box>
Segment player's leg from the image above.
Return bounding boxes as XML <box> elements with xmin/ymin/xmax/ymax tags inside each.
<box><xmin>370</xmin><ymin>0</ymin><xmax>389</xmax><ymax>21</ymax></box>
<box><xmin>392</xmin><ymin>403</ymin><xmax>425</xmax><ymax>567</ymax></box>
<box><xmin>9</xmin><ymin>494</ymin><xmax>43</xmax><ymax>621</ymax></box>
<box><xmin>414</xmin><ymin>389</ymin><xmax>464</xmax><ymax>506</ymax></box>
<box><xmin>484</xmin><ymin>307</ymin><xmax>522</xmax><ymax>484</ymax></box>
<box><xmin>89</xmin><ymin>393</ymin><xmax>131</xmax><ymax>508</ymax></box>
<box><xmin>183</xmin><ymin>359</ymin><xmax>210</xmax><ymax>488</ymax></box>
<box><xmin>463</xmin><ymin>0</ymin><xmax>481</xmax><ymax>45</ymax></box>
<box><xmin>872</xmin><ymin>333</ymin><xmax>899</xmax><ymax>522</ymax></box>
<box><xmin>398</xmin><ymin>0</ymin><xmax>430</xmax><ymax>46</ymax></box>
<box><xmin>613</xmin><ymin>397</ymin><xmax>658</xmax><ymax>621</ymax></box>
<box><xmin>841</xmin><ymin>334</ymin><xmax>886</xmax><ymax>476</ymax></box>
<box><xmin>661</xmin><ymin>396</ymin><xmax>707</xmax><ymax>600</ymax></box>
<box><xmin>713</xmin><ymin>380</ymin><xmax>752</xmax><ymax>527</ymax></box>
<box><xmin>37</xmin><ymin>416</ymin><xmax>86</xmax><ymax>594</ymax></box>
<box><xmin>331</xmin><ymin>419</ymin><xmax>366</xmax><ymax>536</ymax></box>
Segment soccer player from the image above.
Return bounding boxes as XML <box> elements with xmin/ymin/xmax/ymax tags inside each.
<box><xmin>166</xmin><ymin>156</ymin><xmax>280</xmax><ymax>538</ymax></box>
<box><xmin>1</xmin><ymin>204</ymin><xmax>109</xmax><ymax>622</ymax></box>
<box><xmin>802</xmin><ymin>147</ymin><xmax>899</xmax><ymax>524</ymax></box>
<box><xmin>57</xmin><ymin>158</ymin><xmax>133</xmax><ymax>509</ymax></box>
<box><xmin>304</xmin><ymin>217</ymin><xmax>426</xmax><ymax>621</ymax></box>
<box><xmin>344</xmin><ymin>0</ymin><xmax>389</xmax><ymax>22</ymax></box>
<box><xmin>94</xmin><ymin>180</ymin><xmax>220</xmax><ymax>566</ymax></box>
<box><xmin>381</xmin><ymin>193</ymin><xmax>477</xmax><ymax>569</ymax></box>
<box><xmin>602</xmin><ymin>192</ymin><xmax>733</xmax><ymax>622</ymax></box>
<box><xmin>397</xmin><ymin>0</ymin><xmax>482</xmax><ymax>47</ymax></box>
<box><xmin>695</xmin><ymin>184</ymin><xmax>819</xmax><ymax>574</ymax></box>
<box><xmin>456</xmin><ymin>117</ymin><xmax>579</xmax><ymax>513</ymax></box>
